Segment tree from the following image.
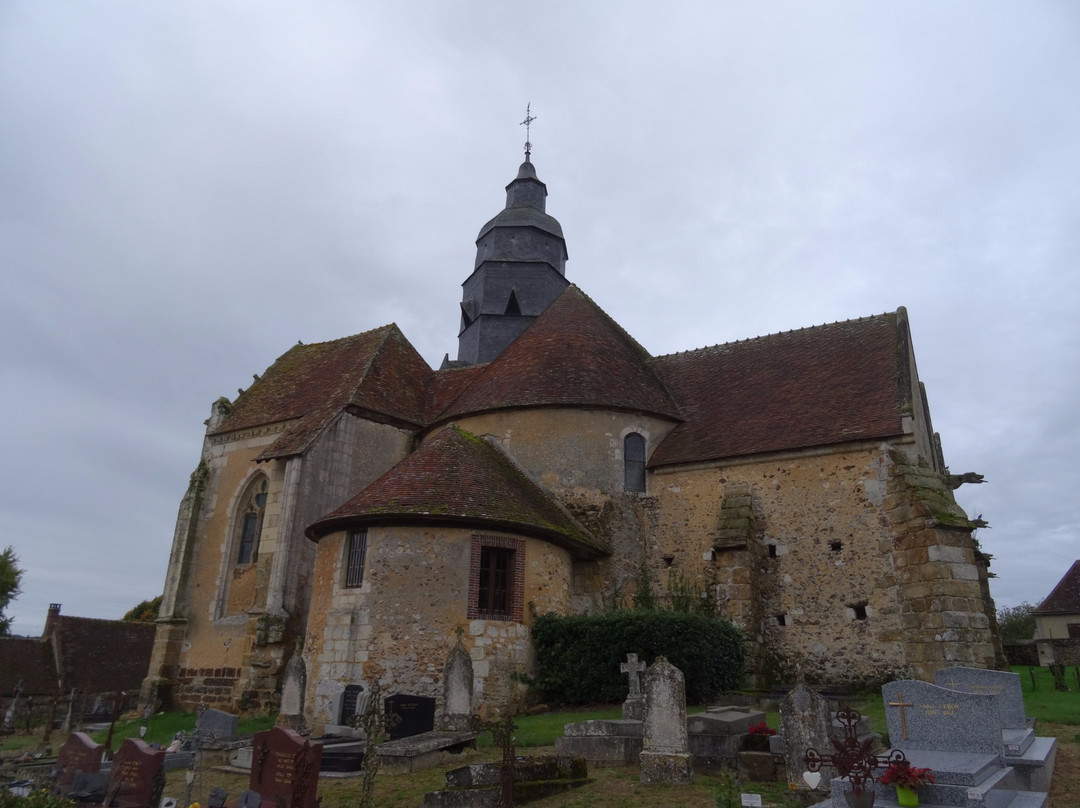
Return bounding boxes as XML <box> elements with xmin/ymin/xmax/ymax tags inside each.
<box><xmin>0</xmin><ymin>546</ymin><xmax>24</xmax><ymax>636</ymax></box>
<box><xmin>997</xmin><ymin>601</ymin><xmax>1037</xmax><ymax>644</ymax></box>
<box><xmin>122</xmin><ymin>594</ymin><xmax>163</xmax><ymax>623</ymax></box>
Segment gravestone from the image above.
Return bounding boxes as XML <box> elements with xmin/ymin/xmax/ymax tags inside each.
<box><xmin>779</xmin><ymin>683</ymin><xmax>833</xmax><ymax>790</ymax></box>
<box><xmin>278</xmin><ymin>649</ymin><xmax>307</xmax><ymax>733</ymax></box>
<box><xmin>882</xmin><ymin>680</ymin><xmax>1000</xmax><ymax>754</ymax></box>
<box><xmin>105</xmin><ymin>738</ymin><xmax>166</xmax><ymax>808</ymax></box>
<box><xmin>250</xmin><ymin>727</ymin><xmax>322</xmax><ymax>808</ymax></box>
<box><xmin>55</xmin><ymin>731</ymin><xmax>105</xmax><ymax>796</ymax></box>
<box><xmin>687</xmin><ymin>705</ymin><xmax>766</xmax><ymax>770</ymax></box>
<box><xmin>440</xmin><ymin>633</ymin><xmax>474</xmax><ymax>732</ymax></box>
<box><xmin>340</xmin><ymin>685</ymin><xmax>365</xmax><ymax>726</ymax></box>
<box><xmin>385</xmin><ymin>694</ymin><xmax>436</xmax><ymax>740</ymax></box>
<box><xmin>620</xmin><ymin>653</ymin><xmax>646</xmax><ymax>721</ymax></box>
<box><xmin>639</xmin><ymin>657</ymin><xmax>692</xmax><ymax>785</ymax></box>
<box><xmin>933</xmin><ymin>666</ymin><xmax>1028</xmax><ymax>730</ymax></box>
<box><xmin>196</xmin><ymin>708</ymin><xmax>239</xmax><ymax>741</ymax></box>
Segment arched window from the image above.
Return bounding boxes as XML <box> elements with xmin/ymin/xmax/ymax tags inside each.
<box><xmin>235</xmin><ymin>476</ymin><xmax>268</xmax><ymax>565</ymax></box>
<box><xmin>624</xmin><ymin>433</ymin><xmax>646</xmax><ymax>492</ymax></box>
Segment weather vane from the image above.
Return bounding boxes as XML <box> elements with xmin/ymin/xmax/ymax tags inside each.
<box><xmin>520</xmin><ymin>103</ymin><xmax>537</xmax><ymax>161</ymax></box>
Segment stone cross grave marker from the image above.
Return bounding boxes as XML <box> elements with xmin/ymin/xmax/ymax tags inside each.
<box><xmin>55</xmin><ymin>731</ymin><xmax>104</xmax><ymax>796</ymax></box>
<box><xmin>104</xmin><ymin>738</ymin><xmax>166</xmax><ymax>808</ymax></box>
<box><xmin>440</xmin><ymin>630</ymin><xmax>474</xmax><ymax>732</ymax></box>
<box><xmin>639</xmin><ymin>657</ymin><xmax>692</xmax><ymax>785</ymax></box>
<box><xmin>471</xmin><ymin>711</ymin><xmax>518</xmax><ymax>808</ymax></box>
<box><xmin>250</xmin><ymin>726</ymin><xmax>323</xmax><ymax>808</ymax></box>
<box><xmin>385</xmin><ymin>694</ymin><xmax>436</xmax><ymax>740</ymax></box>
<box><xmin>933</xmin><ymin>666</ymin><xmax>1027</xmax><ymax>730</ymax></box>
<box><xmin>882</xmin><ymin>680</ymin><xmax>1000</xmax><ymax>754</ymax></box>
<box><xmin>779</xmin><ymin>683</ymin><xmax>834</xmax><ymax>790</ymax></box>
<box><xmin>620</xmin><ymin>653</ymin><xmax>646</xmax><ymax>721</ymax></box>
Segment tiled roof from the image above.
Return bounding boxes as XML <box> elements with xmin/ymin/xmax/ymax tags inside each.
<box><xmin>210</xmin><ymin>325</ymin><xmax>433</xmax><ymax>459</ymax></box>
<box><xmin>648</xmin><ymin>313</ymin><xmax>907</xmax><ymax>467</ymax></box>
<box><xmin>52</xmin><ymin>616</ymin><xmax>156</xmax><ymax>694</ymax></box>
<box><xmin>0</xmin><ymin>637</ymin><xmax>56</xmax><ymax>695</ymax></box>
<box><xmin>1034</xmin><ymin>560</ymin><xmax>1080</xmax><ymax>615</ymax></box>
<box><xmin>433</xmin><ymin>286</ymin><xmax>681</xmax><ymax>425</ymax></box>
<box><xmin>307</xmin><ymin>425</ymin><xmax>608</xmax><ymax>559</ymax></box>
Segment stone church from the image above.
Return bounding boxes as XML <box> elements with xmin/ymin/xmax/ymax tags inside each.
<box><xmin>142</xmin><ymin>154</ymin><xmax>1001</xmax><ymax>728</ymax></box>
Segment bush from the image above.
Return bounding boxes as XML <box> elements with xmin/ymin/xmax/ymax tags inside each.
<box><xmin>530</xmin><ymin>610</ymin><xmax>746</xmax><ymax>704</ymax></box>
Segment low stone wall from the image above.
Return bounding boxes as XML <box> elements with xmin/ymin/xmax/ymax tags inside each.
<box><xmin>1003</xmin><ymin>642</ymin><xmax>1039</xmax><ymax>666</ymax></box>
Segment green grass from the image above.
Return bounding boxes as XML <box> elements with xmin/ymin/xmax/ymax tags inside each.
<box><xmin>1014</xmin><ymin>664</ymin><xmax>1080</xmax><ymax>725</ymax></box>
<box><xmin>83</xmin><ymin>712</ymin><xmax>277</xmax><ymax>748</ymax></box>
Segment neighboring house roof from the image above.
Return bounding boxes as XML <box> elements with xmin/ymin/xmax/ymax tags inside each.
<box><xmin>0</xmin><ymin>637</ymin><xmax>56</xmax><ymax>696</ymax></box>
<box><xmin>648</xmin><ymin>312</ymin><xmax>908</xmax><ymax>468</ymax></box>
<box><xmin>433</xmin><ymin>285</ymin><xmax>681</xmax><ymax>425</ymax></box>
<box><xmin>1034</xmin><ymin>560</ymin><xmax>1080</xmax><ymax>616</ymax></box>
<box><xmin>51</xmin><ymin>616</ymin><xmax>156</xmax><ymax>695</ymax></box>
<box><xmin>209</xmin><ymin>325</ymin><xmax>434</xmax><ymax>460</ymax></box>
<box><xmin>307</xmin><ymin>425</ymin><xmax>608</xmax><ymax>559</ymax></box>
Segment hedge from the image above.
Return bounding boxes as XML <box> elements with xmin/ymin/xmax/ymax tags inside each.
<box><xmin>529</xmin><ymin>610</ymin><xmax>746</xmax><ymax>704</ymax></box>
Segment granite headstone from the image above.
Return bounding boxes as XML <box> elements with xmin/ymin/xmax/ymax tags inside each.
<box><xmin>250</xmin><ymin>727</ymin><xmax>323</xmax><ymax>808</ymax></box>
<box><xmin>933</xmin><ymin>666</ymin><xmax>1027</xmax><ymax>730</ymax></box>
<box><xmin>55</xmin><ymin>731</ymin><xmax>105</xmax><ymax>796</ymax></box>
<box><xmin>882</xmin><ymin>680</ymin><xmax>1000</xmax><ymax>754</ymax></box>
<box><xmin>385</xmin><ymin>694</ymin><xmax>436</xmax><ymax>740</ymax></box>
<box><xmin>104</xmin><ymin>738</ymin><xmax>166</xmax><ymax>808</ymax></box>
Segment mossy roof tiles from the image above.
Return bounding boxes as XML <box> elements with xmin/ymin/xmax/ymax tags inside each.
<box><xmin>211</xmin><ymin>325</ymin><xmax>433</xmax><ymax>459</ymax></box>
<box><xmin>1034</xmin><ymin>560</ymin><xmax>1080</xmax><ymax>615</ymax></box>
<box><xmin>432</xmin><ymin>285</ymin><xmax>681</xmax><ymax>425</ymax></box>
<box><xmin>0</xmin><ymin>637</ymin><xmax>56</xmax><ymax>695</ymax></box>
<box><xmin>648</xmin><ymin>313</ymin><xmax>906</xmax><ymax>467</ymax></box>
<box><xmin>52</xmin><ymin>616</ymin><xmax>156</xmax><ymax>694</ymax></box>
<box><xmin>307</xmin><ymin>425</ymin><xmax>607</xmax><ymax>558</ymax></box>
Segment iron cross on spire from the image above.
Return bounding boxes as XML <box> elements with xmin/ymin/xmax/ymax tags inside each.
<box><xmin>520</xmin><ymin>103</ymin><xmax>537</xmax><ymax>161</ymax></box>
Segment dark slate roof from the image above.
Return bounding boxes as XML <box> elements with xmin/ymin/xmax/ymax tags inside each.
<box><xmin>432</xmin><ymin>285</ymin><xmax>681</xmax><ymax>425</ymax></box>
<box><xmin>209</xmin><ymin>325</ymin><xmax>433</xmax><ymax>460</ymax></box>
<box><xmin>648</xmin><ymin>313</ymin><xmax>907</xmax><ymax>467</ymax></box>
<box><xmin>307</xmin><ymin>425</ymin><xmax>608</xmax><ymax>559</ymax></box>
<box><xmin>1034</xmin><ymin>560</ymin><xmax>1080</xmax><ymax>616</ymax></box>
<box><xmin>52</xmin><ymin>616</ymin><xmax>156</xmax><ymax>694</ymax></box>
<box><xmin>0</xmin><ymin>637</ymin><xmax>56</xmax><ymax>696</ymax></box>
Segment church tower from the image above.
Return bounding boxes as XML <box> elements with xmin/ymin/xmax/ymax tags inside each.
<box><xmin>455</xmin><ymin>153</ymin><xmax>569</xmax><ymax>365</ymax></box>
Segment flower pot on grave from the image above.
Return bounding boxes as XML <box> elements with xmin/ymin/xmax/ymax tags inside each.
<box><xmin>895</xmin><ymin>785</ymin><xmax>919</xmax><ymax>807</ymax></box>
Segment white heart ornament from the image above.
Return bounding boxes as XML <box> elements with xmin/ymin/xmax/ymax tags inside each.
<box><xmin>802</xmin><ymin>771</ymin><xmax>822</xmax><ymax>790</ymax></box>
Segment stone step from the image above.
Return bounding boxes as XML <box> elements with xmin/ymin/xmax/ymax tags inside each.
<box><xmin>1003</xmin><ymin>727</ymin><xmax>1036</xmax><ymax>757</ymax></box>
<box><xmin>898</xmin><ymin>748</ymin><xmax>1001</xmax><ymax>786</ymax></box>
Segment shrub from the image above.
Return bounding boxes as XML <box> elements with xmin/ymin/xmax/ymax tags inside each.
<box><xmin>530</xmin><ymin>609</ymin><xmax>746</xmax><ymax>704</ymax></box>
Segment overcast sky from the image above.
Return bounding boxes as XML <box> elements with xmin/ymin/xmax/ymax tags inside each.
<box><xmin>2</xmin><ymin>2</ymin><xmax>1077</xmax><ymax>636</ymax></box>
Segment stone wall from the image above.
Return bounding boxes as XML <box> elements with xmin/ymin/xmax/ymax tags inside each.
<box><xmin>304</xmin><ymin>524</ymin><xmax>574</xmax><ymax>731</ymax></box>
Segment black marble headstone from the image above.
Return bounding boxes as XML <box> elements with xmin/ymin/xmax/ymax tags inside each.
<box><xmin>340</xmin><ymin>685</ymin><xmax>364</xmax><ymax>724</ymax></box>
<box><xmin>384</xmin><ymin>694</ymin><xmax>436</xmax><ymax>740</ymax></box>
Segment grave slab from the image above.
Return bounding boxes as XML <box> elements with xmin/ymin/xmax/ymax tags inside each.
<box><xmin>375</xmin><ymin>730</ymin><xmax>479</xmax><ymax>774</ymax></box>
<box><xmin>249</xmin><ymin>727</ymin><xmax>322</xmax><ymax>808</ymax></box>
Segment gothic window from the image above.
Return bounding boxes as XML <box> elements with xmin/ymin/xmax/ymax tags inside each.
<box><xmin>624</xmin><ymin>433</ymin><xmax>646</xmax><ymax>492</ymax></box>
<box><xmin>468</xmin><ymin>535</ymin><xmax>524</xmax><ymax>621</ymax></box>
<box><xmin>235</xmin><ymin>476</ymin><xmax>268</xmax><ymax>565</ymax></box>
<box><xmin>345</xmin><ymin>529</ymin><xmax>368</xmax><ymax>588</ymax></box>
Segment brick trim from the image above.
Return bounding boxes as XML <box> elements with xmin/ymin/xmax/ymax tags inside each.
<box><xmin>468</xmin><ymin>534</ymin><xmax>526</xmax><ymax>622</ymax></box>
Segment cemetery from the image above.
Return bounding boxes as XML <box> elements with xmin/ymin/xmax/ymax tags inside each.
<box><xmin>1</xmin><ymin>660</ymin><xmax>1076</xmax><ymax>807</ymax></box>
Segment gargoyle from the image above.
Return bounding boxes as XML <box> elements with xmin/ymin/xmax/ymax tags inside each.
<box><xmin>945</xmin><ymin>471</ymin><xmax>986</xmax><ymax>490</ymax></box>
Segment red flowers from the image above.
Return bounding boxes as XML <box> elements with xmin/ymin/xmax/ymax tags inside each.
<box><xmin>748</xmin><ymin>722</ymin><xmax>777</xmax><ymax>736</ymax></box>
<box><xmin>879</xmin><ymin>761</ymin><xmax>935</xmax><ymax>789</ymax></box>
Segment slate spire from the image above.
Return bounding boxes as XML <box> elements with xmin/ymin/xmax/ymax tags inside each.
<box><xmin>455</xmin><ymin>156</ymin><xmax>570</xmax><ymax>366</ymax></box>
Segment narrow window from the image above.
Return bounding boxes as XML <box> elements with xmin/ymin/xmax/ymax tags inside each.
<box><xmin>775</xmin><ymin>613</ymin><xmax>787</xmax><ymax>627</ymax></box>
<box><xmin>830</xmin><ymin>541</ymin><xmax>843</xmax><ymax>553</ymax></box>
<box><xmin>478</xmin><ymin>547</ymin><xmax>513</xmax><ymax>615</ymax></box>
<box><xmin>767</xmin><ymin>544</ymin><xmax>778</xmax><ymax>559</ymax></box>
<box><xmin>624</xmin><ymin>433</ymin><xmax>646</xmax><ymax>492</ymax></box>
<box><xmin>235</xmin><ymin>477</ymin><xmax>268</xmax><ymax>565</ymax></box>
<box><xmin>849</xmin><ymin>602</ymin><xmax>868</xmax><ymax>620</ymax></box>
<box><xmin>345</xmin><ymin>530</ymin><xmax>368</xmax><ymax>588</ymax></box>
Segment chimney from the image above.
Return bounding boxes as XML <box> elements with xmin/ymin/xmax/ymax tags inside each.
<box><xmin>43</xmin><ymin>603</ymin><xmax>61</xmax><ymax>639</ymax></box>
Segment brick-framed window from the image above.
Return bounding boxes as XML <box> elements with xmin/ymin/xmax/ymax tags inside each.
<box><xmin>468</xmin><ymin>534</ymin><xmax>525</xmax><ymax>622</ymax></box>
<box><xmin>344</xmin><ymin>529</ymin><xmax>368</xmax><ymax>588</ymax></box>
